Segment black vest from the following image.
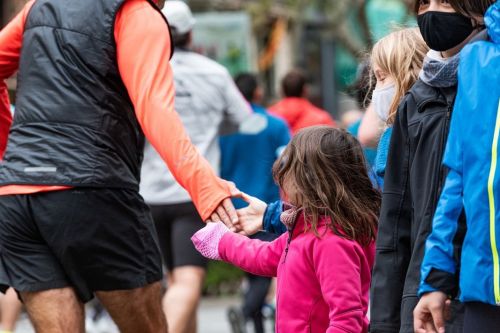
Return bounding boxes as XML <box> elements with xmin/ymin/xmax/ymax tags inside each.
<box><xmin>0</xmin><ymin>0</ymin><xmax>172</xmax><ymax>191</ymax></box>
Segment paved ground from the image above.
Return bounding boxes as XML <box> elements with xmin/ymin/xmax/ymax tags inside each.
<box><xmin>13</xmin><ymin>296</ymin><xmax>273</xmax><ymax>333</ymax></box>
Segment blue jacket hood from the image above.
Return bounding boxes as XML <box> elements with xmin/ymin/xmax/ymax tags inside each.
<box><xmin>486</xmin><ymin>1</ymin><xmax>500</xmax><ymax>44</ymax></box>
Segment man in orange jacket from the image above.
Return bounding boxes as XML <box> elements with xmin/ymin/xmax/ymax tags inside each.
<box><xmin>0</xmin><ymin>0</ymin><xmax>239</xmax><ymax>332</ymax></box>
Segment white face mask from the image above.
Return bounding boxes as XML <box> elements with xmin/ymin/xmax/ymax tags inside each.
<box><xmin>372</xmin><ymin>83</ymin><xmax>396</xmax><ymax>122</ymax></box>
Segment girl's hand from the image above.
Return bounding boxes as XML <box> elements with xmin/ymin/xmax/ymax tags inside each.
<box><xmin>234</xmin><ymin>192</ymin><xmax>268</xmax><ymax>236</ymax></box>
<box><xmin>191</xmin><ymin>222</ymin><xmax>230</xmax><ymax>260</ymax></box>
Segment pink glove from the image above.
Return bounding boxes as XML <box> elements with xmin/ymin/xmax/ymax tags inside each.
<box><xmin>191</xmin><ymin>222</ymin><xmax>230</xmax><ymax>260</ymax></box>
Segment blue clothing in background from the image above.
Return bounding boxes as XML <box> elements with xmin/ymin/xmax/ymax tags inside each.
<box><xmin>220</xmin><ymin>104</ymin><xmax>291</xmax><ymax>209</ymax></box>
<box><xmin>262</xmin><ymin>200</ymin><xmax>287</xmax><ymax>234</ymax></box>
<box><xmin>348</xmin><ymin>119</ymin><xmax>377</xmax><ymax>167</ymax></box>
<box><xmin>374</xmin><ymin>127</ymin><xmax>393</xmax><ymax>189</ymax></box>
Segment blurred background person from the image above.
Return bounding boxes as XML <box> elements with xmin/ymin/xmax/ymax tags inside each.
<box><xmin>220</xmin><ymin>72</ymin><xmax>290</xmax><ymax>333</ymax></box>
<box><xmin>269</xmin><ymin>69</ymin><xmax>336</xmax><ymax>135</ymax></box>
<box><xmin>346</xmin><ymin>59</ymin><xmax>378</xmax><ymax>168</ymax></box>
<box><xmin>140</xmin><ymin>2</ymin><xmax>251</xmax><ymax>333</ymax></box>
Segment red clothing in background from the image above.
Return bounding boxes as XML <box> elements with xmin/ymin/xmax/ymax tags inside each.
<box><xmin>0</xmin><ymin>0</ymin><xmax>230</xmax><ymax>220</ymax></box>
<box><xmin>269</xmin><ymin>97</ymin><xmax>336</xmax><ymax>135</ymax></box>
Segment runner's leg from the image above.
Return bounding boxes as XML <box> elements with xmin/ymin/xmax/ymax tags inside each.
<box><xmin>151</xmin><ymin>203</ymin><xmax>207</xmax><ymax>333</ymax></box>
<box><xmin>0</xmin><ymin>288</ymin><xmax>22</xmax><ymax>331</ymax></box>
<box><xmin>164</xmin><ymin>266</ymin><xmax>205</xmax><ymax>333</ymax></box>
<box><xmin>21</xmin><ymin>287</ymin><xmax>84</xmax><ymax>333</ymax></box>
<box><xmin>96</xmin><ymin>282</ymin><xmax>167</xmax><ymax>333</ymax></box>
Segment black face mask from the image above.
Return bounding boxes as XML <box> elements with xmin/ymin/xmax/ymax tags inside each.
<box><xmin>417</xmin><ymin>11</ymin><xmax>474</xmax><ymax>51</ymax></box>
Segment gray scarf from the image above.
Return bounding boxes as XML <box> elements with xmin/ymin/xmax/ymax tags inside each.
<box><xmin>419</xmin><ymin>50</ymin><xmax>460</xmax><ymax>88</ymax></box>
<box><xmin>419</xmin><ymin>30</ymin><xmax>489</xmax><ymax>88</ymax></box>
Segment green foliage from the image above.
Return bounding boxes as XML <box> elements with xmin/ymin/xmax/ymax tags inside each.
<box><xmin>203</xmin><ymin>261</ymin><xmax>245</xmax><ymax>296</ymax></box>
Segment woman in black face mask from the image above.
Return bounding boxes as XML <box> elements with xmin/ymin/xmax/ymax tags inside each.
<box><xmin>370</xmin><ymin>1</ymin><xmax>495</xmax><ymax>333</ymax></box>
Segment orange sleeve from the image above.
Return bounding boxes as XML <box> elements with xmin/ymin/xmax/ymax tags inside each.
<box><xmin>115</xmin><ymin>1</ymin><xmax>230</xmax><ymax>221</ymax></box>
<box><xmin>0</xmin><ymin>0</ymin><xmax>35</xmax><ymax>158</ymax></box>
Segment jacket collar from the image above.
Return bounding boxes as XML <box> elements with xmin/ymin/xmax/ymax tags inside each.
<box><xmin>409</xmin><ymin>80</ymin><xmax>455</xmax><ymax>112</ymax></box>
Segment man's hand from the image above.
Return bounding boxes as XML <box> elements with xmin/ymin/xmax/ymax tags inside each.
<box><xmin>209</xmin><ymin>198</ymin><xmax>239</xmax><ymax>231</ymax></box>
<box><xmin>414</xmin><ymin>291</ymin><xmax>450</xmax><ymax>333</ymax></box>
<box><xmin>207</xmin><ymin>181</ymin><xmax>241</xmax><ymax>231</ymax></box>
<box><xmin>234</xmin><ymin>192</ymin><xmax>267</xmax><ymax>236</ymax></box>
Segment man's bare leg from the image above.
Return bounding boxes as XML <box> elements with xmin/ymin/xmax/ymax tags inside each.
<box><xmin>20</xmin><ymin>288</ymin><xmax>84</xmax><ymax>333</ymax></box>
<box><xmin>0</xmin><ymin>288</ymin><xmax>22</xmax><ymax>331</ymax></box>
<box><xmin>96</xmin><ymin>281</ymin><xmax>167</xmax><ymax>333</ymax></box>
<box><xmin>164</xmin><ymin>266</ymin><xmax>205</xmax><ymax>333</ymax></box>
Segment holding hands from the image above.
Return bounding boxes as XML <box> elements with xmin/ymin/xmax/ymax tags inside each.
<box><xmin>232</xmin><ymin>192</ymin><xmax>267</xmax><ymax>236</ymax></box>
<box><xmin>207</xmin><ymin>181</ymin><xmax>268</xmax><ymax>236</ymax></box>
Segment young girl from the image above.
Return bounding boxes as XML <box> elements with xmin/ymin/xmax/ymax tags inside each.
<box><xmin>192</xmin><ymin>126</ymin><xmax>380</xmax><ymax>333</ymax></box>
<box><xmin>371</xmin><ymin>1</ymin><xmax>495</xmax><ymax>332</ymax></box>
<box><xmin>371</xmin><ymin>28</ymin><xmax>428</xmax><ymax>188</ymax></box>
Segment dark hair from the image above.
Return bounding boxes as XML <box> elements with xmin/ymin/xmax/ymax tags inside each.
<box><xmin>234</xmin><ymin>73</ymin><xmax>258</xmax><ymax>102</ymax></box>
<box><xmin>347</xmin><ymin>58</ymin><xmax>374</xmax><ymax>109</ymax></box>
<box><xmin>273</xmin><ymin>126</ymin><xmax>380</xmax><ymax>245</ymax></box>
<box><xmin>171</xmin><ymin>27</ymin><xmax>191</xmax><ymax>48</ymax></box>
<box><xmin>414</xmin><ymin>0</ymin><xmax>495</xmax><ymax>20</ymax></box>
<box><xmin>282</xmin><ymin>70</ymin><xmax>306</xmax><ymax>98</ymax></box>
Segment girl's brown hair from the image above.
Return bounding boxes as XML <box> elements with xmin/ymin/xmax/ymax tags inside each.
<box><xmin>414</xmin><ymin>0</ymin><xmax>495</xmax><ymax>20</ymax></box>
<box><xmin>371</xmin><ymin>28</ymin><xmax>429</xmax><ymax>124</ymax></box>
<box><xmin>273</xmin><ymin>126</ymin><xmax>380</xmax><ymax>245</ymax></box>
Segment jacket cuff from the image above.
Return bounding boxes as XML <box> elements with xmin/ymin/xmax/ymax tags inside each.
<box><xmin>423</xmin><ymin>268</ymin><xmax>459</xmax><ymax>298</ymax></box>
<box><xmin>263</xmin><ymin>200</ymin><xmax>282</xmax><ymax>233</ymax></box>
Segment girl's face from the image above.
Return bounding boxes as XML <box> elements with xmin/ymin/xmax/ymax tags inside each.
<box><xmin>373</xmin><ymin>65</ymin><xmax>395</xmax><ymax>90</ymax></box>
<box><xmin>372</xmin><ymin>64</ymin><xmax>397</xmax><ymax>122</ymax></box>
<box><xmin>417</xmin><ymin>0</ymin><xmax>456</xmax><ymax>15</ymax></box>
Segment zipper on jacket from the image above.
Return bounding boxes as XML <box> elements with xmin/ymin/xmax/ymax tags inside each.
<box><xmin>487</xmin><ymin>100</ymin><xmax>500</xmax><ymax>305</ymax></box>
<box><xmin>435</xmin><ymin>105</ymin><xmax>453</xmax><ymax>199</ymax></box>
<box><xmin>283</xmin><ymin>223</ymin><xmax>296</xmax><ymax>263</ymax></box>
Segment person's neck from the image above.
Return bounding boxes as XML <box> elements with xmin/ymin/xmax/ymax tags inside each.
<box><xmin>441</xmin><ymin>29</ymin><xmax>480</xmax><ymax>58</ymax></box>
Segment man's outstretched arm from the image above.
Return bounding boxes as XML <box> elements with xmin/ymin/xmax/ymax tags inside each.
<box><xmin>114</xmin><ymin>2</ymin><xmax>238</xmax><ymax>225</ymax></box>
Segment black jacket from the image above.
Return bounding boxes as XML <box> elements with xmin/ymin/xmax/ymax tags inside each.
<box><xmin>0</xmin><ymin>0</ymin><xmax>171</xmax><ymax>191</ymax></box>
<box><xmin>370</xmin><ymin>79</ymin><xmax>466</xmax><ymax>333</ymax></box>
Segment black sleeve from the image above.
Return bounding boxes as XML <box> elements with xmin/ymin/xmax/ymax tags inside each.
<box><xmin>370</xmin><ymin>100</ymin><xmax>413</xmax><ymax>333</ymax></box>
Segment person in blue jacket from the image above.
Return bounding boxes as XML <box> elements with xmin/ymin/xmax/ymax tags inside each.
<box><xmin>220</xmin><ymin>73</ymin><xmax>290</xmax><ymax>333</ymax></box>
<box><xmin>413</xmin><ymin>3</ymin><xmax>500</xmax><ymax>333</ymax></box>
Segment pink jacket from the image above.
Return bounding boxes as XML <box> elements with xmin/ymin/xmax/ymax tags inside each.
<box><xmin>218</xmin><ymin>214</ymin><xmax>375</xmax><ymax>333</ymax></box>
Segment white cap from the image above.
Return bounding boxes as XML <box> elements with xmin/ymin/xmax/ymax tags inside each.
<box><xmin>162</xmin><ymin>1</ymin><xmax>196</xmax><ymax>35</ymax></box>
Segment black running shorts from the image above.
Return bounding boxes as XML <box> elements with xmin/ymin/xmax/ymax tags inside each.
<box><xmin>0</xmin><ymin>188</ymin><xmax>163</xmax><ymax>302</ymax></box>
<box><xmin>149</xmin><ymin>202</ymin><xmax>208</xmax><ymax>270</ymax></box>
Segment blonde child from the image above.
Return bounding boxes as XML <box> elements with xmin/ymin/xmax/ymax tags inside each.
<box><xmin>370</xmin><ymin>28</ymin><xmax>428</xmax><ymax>187</ymax></box>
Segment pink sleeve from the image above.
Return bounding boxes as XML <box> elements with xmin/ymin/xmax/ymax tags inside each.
<box><xmin>313</xmin><ymin>238</ymin><xmax>365</xmax><ymax>333</ymax></box>
<box><xmin>115</xmin><ymin>3</ymin><xmax>230</xmax><ymax>220</ymax></box>
<box><xmin>219</xmin><ymin>232</ymin><xmax>287</xmax><ymax>277</ymax></box>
